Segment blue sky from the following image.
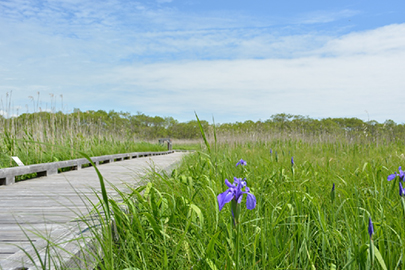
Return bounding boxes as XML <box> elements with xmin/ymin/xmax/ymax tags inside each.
<box><xmin>1</xmin><ymin>0</ymin><xmax>404</xmax><ymax>123</ymax></box>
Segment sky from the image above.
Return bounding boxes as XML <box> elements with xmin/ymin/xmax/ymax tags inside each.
<box><xmin>0</xmin><ymin>0</ymin><xmax>404</xmax><ymax>124</ymax></box>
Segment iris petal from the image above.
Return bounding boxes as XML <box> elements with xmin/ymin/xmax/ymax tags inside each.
<box><xmin>225</xmin><ymin>179</ymin><xmax>234</xmax><ymax>188</ymax></box>
<box><xmin>234</xmin><ymin>178</ymin><xmax>243</xmax><ymax>202</ymax></box>
<box><xmin>387</xmin><ymin>173</ymin><xmax>397</xmax><ymax>181</ymax></box>
<box><xmin>236</xmin><ymin>159</ymin><xmax>247</xmax><ymax>166</ymax></box>
<box><xmin>217</xmin><ymin>190</ymin><xmax>234</xmax><ymax>211</ymax></box>
<box><xmin>399</xmin><ymin>166</ymin><xmax>405</xmax><ymax>179</ymax></box>
<box><xmin>246</xmin><ymin>193</ymin><xmax>257</xmax><ymax>210</ymax></box>
<box><xmin>368</xmin><ymin>217</ymin><xmax>374</xmax><ymax>238</ymax></box>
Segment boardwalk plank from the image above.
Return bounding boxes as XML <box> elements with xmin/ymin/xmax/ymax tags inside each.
<box><xmin>0</xmin><ymin>151</ymin><xmax>188</xmax><ymax>270</ymax></box>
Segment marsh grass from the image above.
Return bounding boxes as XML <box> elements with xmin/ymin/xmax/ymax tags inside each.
<box><xmin>15</xmin><ymin>135</ymin><xmax>405</xmax><ymax>269</ymax></box>
<box><xmin>0</xmin><ymin>111</ymin><xmax>199</xmax><ymax>170</ymax></box>
<box><xmin>84</xmin><ymin>132</ymin><xmax>405</xmax><ymax>270</ymax></box>
<box><xmin>0</xmin><ymin>104</ymin><xmax>168</xmax><ymax>169</ymax></box>
<box><xmin>4</xmin><ymin>115</ymin><xmax>405</xmax><ymax>269</ymax></box>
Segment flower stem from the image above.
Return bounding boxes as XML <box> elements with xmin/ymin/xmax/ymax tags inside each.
<box><xmin>401</xmin><ymin>197</ymin><xmax>405</xmax><ymax>263</ymax></box>
<box><xmin>231</xmin><ymin>200</ymin><xmax>241</xmax><ymax>270</ymax></box>
<box><xmin>235</xmin><ymin>222</ymin><xmax>240</xmax><ymax>270</ymax></box>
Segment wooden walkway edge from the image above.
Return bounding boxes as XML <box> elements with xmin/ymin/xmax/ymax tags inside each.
<box><xmin>0</xmin><ymin>151</ymin><xmax>189</xmax><ymax>270</ymax></box>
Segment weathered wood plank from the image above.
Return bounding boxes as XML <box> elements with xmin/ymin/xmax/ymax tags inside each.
<box><xmin>0</xmin><ymin>151</ymin><xmax>188</xmax><ymax>269</ymax></box>
<box><xmin>0</xmin><ymin>151</ymin><xmax>173</xmax><ymax>185</ymax></box>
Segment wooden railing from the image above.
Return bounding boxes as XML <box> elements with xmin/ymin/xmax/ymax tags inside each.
<box><xmin>0</xmin><ymin>151</ymin><xmax>174</xmax><ymax>186</ymax></box>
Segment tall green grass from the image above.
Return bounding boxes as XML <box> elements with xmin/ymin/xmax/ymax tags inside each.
<box><xmin>6</xmin><ymin>112</ymin><xmax>405</xmax><ymax>269</ymax></box>
<box><xmin>0</xmin><ymin>112</ymin><xmax>168</xmax><ymax>168</ymax></box>
<box><xmin>80</xmin><ymin>135</ymin><xmax>404</xmax><ymax>269</ymax></box>
<box><xmin>0</xmin><ymin>110</ymin><xmax>202</xmax><ymax>169</ymax></box>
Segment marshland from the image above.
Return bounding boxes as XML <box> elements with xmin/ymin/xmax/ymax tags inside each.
<box><xmin>2</xmin><ymin>106</ymin><xmax>405</xmax><ymax>269</ymax></box>
<box><xmin>2</xmin><ymin>0</ymin><xmax>405</xmax><ymax>268</ymax></box>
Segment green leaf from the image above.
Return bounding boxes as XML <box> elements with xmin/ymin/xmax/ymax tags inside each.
<box><xmin>195</xmin><ymin>112</ymin><xmax>211</xmax><ymax>154</ymax></box>
<box><xmin>206</xmin><ymin>258</ymin><xmax>218</xmax><ymax>270</ymax></box>
<box><xmin>190</xmin><ymin>203</ymin><xmax>204</xmax><ymax>228</ymax></box>
<box><xmin>206</xmin><ymin>231</ymin><xmax>221</xmax><ymax>258</ymax></box>
<box><xmin>143</xmin><ymin>212</ymin><xmax>162</xmax><ymax>237</ymax></box>
<box><xmin>374</xmin><ymin>245</ymin><xmax>388</xmax><ymax>270</ymax></box>
<box><xmin>78</xmin><ymin>151</ymin><xmax>110</xmax><ymax>220</ymax></box>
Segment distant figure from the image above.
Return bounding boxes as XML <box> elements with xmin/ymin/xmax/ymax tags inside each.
<box><xmin>167</xmin><ymin>139</ymin><xmax>172</xmax><ymax>150</ymax></box>
<box><xmin>159</xmin><ymin>138</ymin><xmax>172</xmax><ymax>150</ymax></box>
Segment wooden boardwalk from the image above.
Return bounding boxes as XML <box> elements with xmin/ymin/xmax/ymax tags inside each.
<box><xmin>0</xmin><ymin>151</ymin><xmax>188</xmax><ymax>270</ymax></box>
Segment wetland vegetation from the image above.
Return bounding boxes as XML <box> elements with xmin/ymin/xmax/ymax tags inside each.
<box><xmin>2</xmin><ymin>99</ymin><xmax>405</xmax><ymax>268</ymax></box>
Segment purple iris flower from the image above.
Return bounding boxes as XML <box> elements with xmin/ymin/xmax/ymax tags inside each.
<box><xmin>387</xmin><ymin>166</ymin><xmax>405</xmax><ymax>181</ymax></box>
<box><xmin>217</xmin><ymin>177</ymin><xmax>256</xmax><ymax>211</ymax></box>
<box><xmin>330</xmin><ymin>183</ymin><xmax>336</xmax><ymax>202</ymax></box>
<box><xmin>400</xmin><ymin>182</ymin><xmax>405</xmax><ymax>197</ymax></box>
<box><xmin>291</xmin><ymin>157</ymin><xmax>294</xmax><ymax>165</ymax></box>
<box><xmin>368</xmin><ymin>217</ymin><xmax>374</xmax><ymax>238</ymax></box>
<box><xmin>236</xmin><ymin>159</ymin><xmax>247</xmax><ymax>167</ymax></box>
<box><xmin>270</xmin><ymin>149</ymin><xmax>273</xmax><ymax>154</ymax></box>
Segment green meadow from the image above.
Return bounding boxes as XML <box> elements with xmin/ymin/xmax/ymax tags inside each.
<box><xmin>93</xmin><ymin>134</ymin><xmax>405</xmax><ymax>270</ymax></box>
<box><xmin>0</xmin><ymin>110</ymin><xmax>200</xmax><ymax>169</ymax></box>
<box><xmin>2</xmin><ymin>109</ymin><xmax>405</xmax><ymax>269</ymax></box>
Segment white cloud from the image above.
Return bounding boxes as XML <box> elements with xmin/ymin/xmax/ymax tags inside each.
<box><xmin>318</xmin><ymin>23</ymin><xmax>405</xmax><ymax>56</ymax></box>
<box><xmin>90</xmin><ymin>23</ymin><xmax>405</xmax><ymax>123</ymax></box>
<box><xmin>0</xmin><ymin>1</ymin><xmax>358</xmax><ymax>63</ymax></box>
<box><xmin>0</xmin><ymin>0</ymin><xmax>404</xmax><ymax>123</ymax></box>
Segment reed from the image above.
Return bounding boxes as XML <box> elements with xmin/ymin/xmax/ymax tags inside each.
<box><xmin>3</xmin><ymin>94</ymin><xmax>405</xmax><ymax>268</ymax></box>
<box><xmin>0</xmin><ymin>109</ymin><xmax>166</xmax><ymax>169</ymax></box>
<box><xmin>75</xmin><ymin>129</ymin><xmax>404</xmax><ymax>269</ymax></box>
<box><xmin>6</xmin><ymin>122</ymin><xmax>405</xmax><ymax>269</ymax></box>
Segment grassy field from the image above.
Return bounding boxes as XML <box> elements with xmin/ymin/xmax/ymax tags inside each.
<box><xmin>82</xmin><ymin>131</ymin><xmax>405</xmax><ymax>270</ymax></box>
<box><xmin>0</xmin><ymin>110</ymin><xmax>201</xmax><ymax>170</ymax></box>
<box><xmin>3</xmin><ymin>109</ymin><xmax>405</xmax><ymax>269</ymax></box>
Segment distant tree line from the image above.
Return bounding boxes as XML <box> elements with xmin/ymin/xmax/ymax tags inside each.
<box><xmin>1</xmin><ymin>110</ymin><xmax>405</xmax><ymax>142</ymax></box>
<box><xmin>1</xmin><ymin>109</ymin><xmax>209</xmax><ymax>140</ymax></box>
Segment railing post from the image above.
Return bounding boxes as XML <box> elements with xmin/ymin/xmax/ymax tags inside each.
<box><xmin>168</xmin><ymin>140</ymin><xmax>172</xmax><ymax>150</ymax></box>
<box><xmin>7</xmin><ymin>176</ymin><xmax>15</xmax><ymax>185</ymax></box>
<box><xmin>1</xmin><ymin>176</ymin><xmax>15</xmax><ymax>185</ymax></box>
<box><xmin>47</xmin><ymin>168</ymin><xmax>58</xmax><ymax>176</ymax></box>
